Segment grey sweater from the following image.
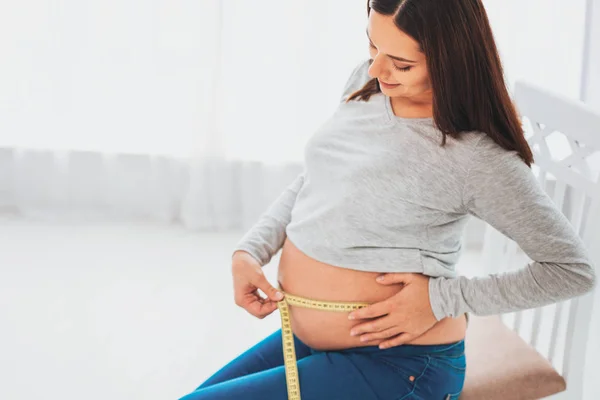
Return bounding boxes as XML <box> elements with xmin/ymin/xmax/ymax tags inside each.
<box><xmin>233</xmin><ymin>59</ymin><xmax>596</xmax><ymax>321</ymax></box>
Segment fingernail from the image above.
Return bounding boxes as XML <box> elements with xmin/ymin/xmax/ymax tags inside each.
<box><xmin>275</xmin><ymin>292</ymin><xmax>283</xmax><ymax>300</ymax></box>
<box><xmin>348</xmin><ymin>314</ymin><xmax>354</xmax><ymax>320</ymax></box>
<box><xmin>360</xmin><ymin>336</ymin><xmax>368</xmax><ymax>342</ymax></box>
<box><xmin>376</xmin><ymin>275</ymin><xmax>384</xmax><ymax>281</ymax></box>
<box><xmin>350</xmin><ymin>331</ymin><xmax>357</xmax><ymax>336</ymax></box>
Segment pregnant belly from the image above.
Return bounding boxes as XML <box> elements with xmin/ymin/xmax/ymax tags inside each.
<box><xmin>277</xmin><ymin>238</ymin><xmax>467</xmax><ymax>351</ymax></box>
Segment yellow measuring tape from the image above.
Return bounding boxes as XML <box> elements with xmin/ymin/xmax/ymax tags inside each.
<box><xmin>276</xmin><ymin>289</ymin><xmax>370</xmax><ymax>400</ymax></box>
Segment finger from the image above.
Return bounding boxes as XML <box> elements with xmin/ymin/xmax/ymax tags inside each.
<box><xmin>249</xmin><ymin>270</ymin><xmax>284</xmax><ymax>302</ymax></box>
<box><xmin>235</xmin><ymin>288</ymin><xmax>262</xmax><ymax>307</ymax></box>
<box><xmin>350</xmin><ymin>316</ymin><xmax>393</xmax><ymax>336</ymax></box>
<box><xmin>348</xmin><ymin>300</ymin><xmax>392</xmax><ymax>320</ymax></box>
<box><xmin>257</xmin><ymin>300</ymin><xmax>279</xmax><ymax>318</ymax></box>
<box><xmin>359</xmin><ymin>325</ymin><xmax>404</xmax><ymax>343</ymax></box>
<box><xmin>236</xmin><ymin>289</ymin><xmax>274</xmax><ymax>314</ymax></box>
<box><xmin>246</xmin><ymin>297</ymin><xmax>279</xmax><ymax>319</ymax></box>
<box><xmin>379</xmin><ymin>332</ymin><xmax>415</xmax><ymax>349</ymax></box>
<box><xmin>376</xmin><ymin>273</ymin><xmax>413</xmax><ymax>285</ymax></box>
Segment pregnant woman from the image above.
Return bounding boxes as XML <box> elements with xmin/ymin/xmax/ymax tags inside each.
<box><xmin>178</xmin><ymin>0</ymin><xmax>596</xmax><ymax>399</ymax></box>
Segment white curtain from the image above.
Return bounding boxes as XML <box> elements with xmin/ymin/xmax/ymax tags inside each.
<box><xmin>0</xmin><ymin>0</ymin><xmax>367</xmax><ymax>229</ymax></box>
<box><xmin>0</xmin><ymin>0</ymin><xmax>590</xmax><ymax>229</ymax></box>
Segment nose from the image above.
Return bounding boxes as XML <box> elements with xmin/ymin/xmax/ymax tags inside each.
<box><xmin>367</xmin><ymin>54</ymin><xmax>385</xmax><ymax>80</ymax></box>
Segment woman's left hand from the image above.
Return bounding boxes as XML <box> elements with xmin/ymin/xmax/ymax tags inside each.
<box><xmin>347</xmin><ymin>273</ymin><xmax>438</xmax><ymax>349</ymax></box>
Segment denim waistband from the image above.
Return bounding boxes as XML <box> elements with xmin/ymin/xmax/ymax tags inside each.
<box><xmin>310</xmin><ymin>339</ymin><xmax>465</xmax><ymax>358</ymax></box>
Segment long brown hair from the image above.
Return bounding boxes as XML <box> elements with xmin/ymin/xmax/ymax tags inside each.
<box><xmin>348</xmin><ymin>0</ymin><xmax>533</xmax><ymax>166</ymax></box>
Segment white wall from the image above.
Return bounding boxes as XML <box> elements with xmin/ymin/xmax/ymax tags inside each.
<box><xmin>0</xmin><ymin>0</ymin><xmax>220</xmax><ymax>157</ymax></box>
<box><xmin>580</xmin><ymin>3</ymin><xmax>600</xmax><ymax>399</ymax></box>
<box><xmin>484</xmin><ymin>0</ymin><xmax>587</xmax><ymax>99</ymax></box>
<box><xmin>581</xmin><ymin>0</ymin><xmax>600</xmax><ymax>109</ymax></box>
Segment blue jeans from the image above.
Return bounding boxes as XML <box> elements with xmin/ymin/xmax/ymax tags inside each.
<box><xmin>178</xmin><ymin>329</ymin><xmax>466</xmax><ymax>400</ymax></box>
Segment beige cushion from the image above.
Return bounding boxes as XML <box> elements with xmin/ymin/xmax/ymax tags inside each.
<box><xmin>460</xmin><ymin>316</ymin><xmax>566</xmax><ymax>400</ymax></box>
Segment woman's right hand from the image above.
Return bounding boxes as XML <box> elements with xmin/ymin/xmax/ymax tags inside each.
<box><xmin>231</xmin><ymin>251</ymin><xmax>284</xmax><ymax>319</ymax></box>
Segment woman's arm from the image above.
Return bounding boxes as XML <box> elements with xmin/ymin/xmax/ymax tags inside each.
<box><xmin>232</xmin><ymin>171</ymin><xmax>305</xmax><ymax>267</ymax></box>
<box><xmin>428</xmin><ymin>134</ymin><xmax>597</xmax><ymax>320</ymax></box>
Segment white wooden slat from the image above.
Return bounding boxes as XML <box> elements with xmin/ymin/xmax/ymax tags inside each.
<box><xmin>552</xmin><ymin>180</ymin><xmax>567</xmax><ymax>211</ymax></box>
<box><xmin>548</xmin><ymin>301</ymin><xmax>564</xmax><ymax>364</ymax></box>
<box><xmin>504</xmin><ymin>239</ymin><xmax>518</xmax><ymax>272</ymax></box>
<box><xmin>530</xmin><ymin>307</ymin><xmax>543</xmax><ymax>349</ymax></box>
<box><xmin>513</xmin><ymin>308</ymin><xmax>523</xmax><ymax>335</ymax></box>
<box><xmin>562</xmin><ymin>293</ymin><xmax>595</xmax><ymax>399</ymax></box>
<box><xmin>570</xmin><ymin>190</ymin><xmax>587</xmax><ymax>236</ymax></box>
<box><xmin>581</xmin><ymin>184</ymin><xmax>600</xmax><ymax>247</ymax></box>
<box><xmin>537</xmin><ymin>166</ymin><xmax>548</xmax><ymax>191</ymax></box>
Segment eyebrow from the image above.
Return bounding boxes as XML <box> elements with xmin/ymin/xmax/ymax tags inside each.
<box><xmin>366</xmin><ymin>26</ymin><xmax>417</xmax><ymax>63</ymax></box>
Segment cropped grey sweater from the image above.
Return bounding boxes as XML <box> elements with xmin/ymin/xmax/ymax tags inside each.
<box><xmin>233</xmin><ymin>59</ymin><xmax>596</xmax><ymax>321</ymax></box>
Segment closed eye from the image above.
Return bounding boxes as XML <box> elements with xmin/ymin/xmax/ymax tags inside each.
<box><xmin>369</xmin><ymin>42</ymin><xmax>413</xmax><ymax>72</ymax></box>
<box><xmin>393</xmin><ymin>64</ymin><xmax>412</xmax><ymax>72</ymax></box>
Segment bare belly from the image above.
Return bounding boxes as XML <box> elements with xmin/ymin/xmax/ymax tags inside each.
<box><xmin>277</xmin><ymin>238</ymin><xmax>467</xmax><ymax>350</ymax></box>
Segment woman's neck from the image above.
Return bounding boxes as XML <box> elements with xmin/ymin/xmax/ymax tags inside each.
<box><xmin>390</xmin><ymin>95</ymin><xmax>433</xmax><ymax>119</ymax></box>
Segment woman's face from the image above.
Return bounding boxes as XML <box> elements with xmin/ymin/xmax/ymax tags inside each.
<box><xmin>367</xmin><ymin>11</ymin><xmax>432</xmax><ymax>101</ymax></box>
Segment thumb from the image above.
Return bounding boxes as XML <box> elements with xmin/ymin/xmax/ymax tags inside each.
<box><xmin>376</xmin><ymin>273</ymin><xmax>412</xmax><ymax>285</ymax></box>
<box><xmin>254</xmin><ymin>274</ymin><xmax>284</xmax><ymax>302</ymax></box>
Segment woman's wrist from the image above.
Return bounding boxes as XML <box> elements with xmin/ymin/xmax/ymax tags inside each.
<box><xmin>232</xmin><ymin>249</ymin><xmax>263</xmax><ymax>266</ymax></box>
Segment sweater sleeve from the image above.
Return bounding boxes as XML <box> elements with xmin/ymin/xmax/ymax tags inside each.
<box><xmin>231</xmin><ymin>171</ymin><xmax>306</xmax><ymax>267</ymax></box>
<box><xmin>428</xmin><ymin>134</ymin><xmax>597</xmax><ymax>321</ymax></box>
